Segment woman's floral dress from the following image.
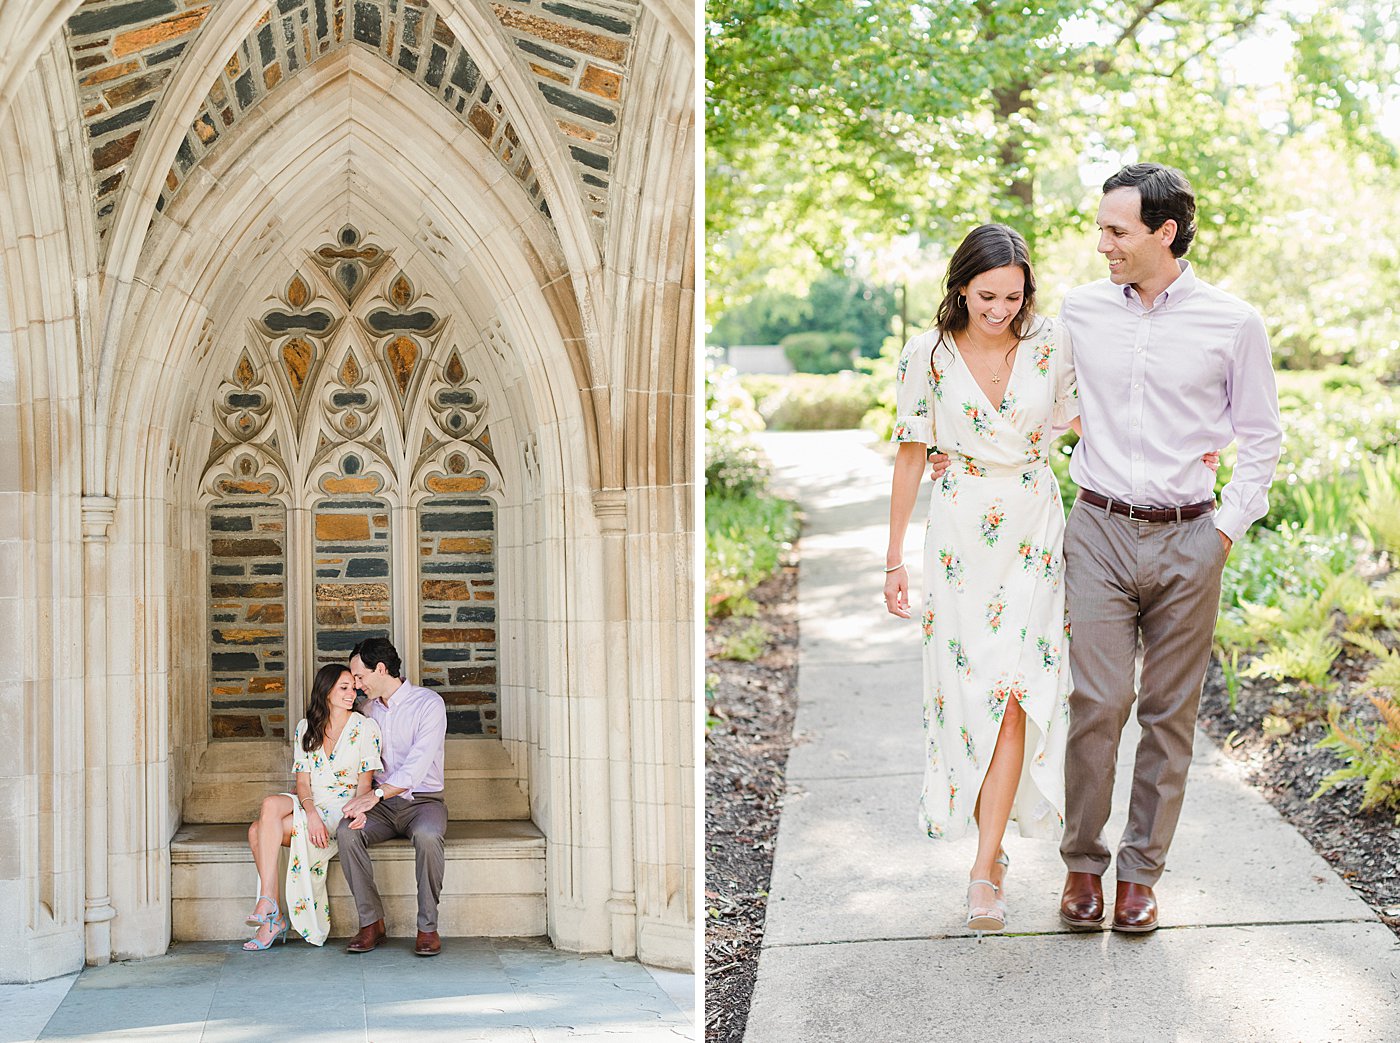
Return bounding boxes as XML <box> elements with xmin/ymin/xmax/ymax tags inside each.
<box><xmin>284</xmin><ymin>712</ymin><xmax>382</xmax><ymax>944</ymax></box>
<box><xmin>892</xmin><ymin>317</ymin><xmax>1078</xmax><ymax>842</ymax></box>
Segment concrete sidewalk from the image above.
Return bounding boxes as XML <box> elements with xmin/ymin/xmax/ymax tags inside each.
<box><xmin>745</xmin><ymin>429</ymin><xmax>1400</xmax><ymax>1043</ymax></box>
<box><xmin>0</xmin><ymin>938</ymin><xmax>693</xmax><ymax>1042</ymax></box>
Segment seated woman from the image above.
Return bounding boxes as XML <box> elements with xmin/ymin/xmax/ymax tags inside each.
<box><xmin>244</xmin><ymin>662</ymin><xmax>383</xmax><ymax>949</ymax></box>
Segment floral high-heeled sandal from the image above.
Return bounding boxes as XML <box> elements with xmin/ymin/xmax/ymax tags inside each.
<box><xmin>242</xmin><ymin>906</ymin><xmax>289</xmax><ymax>951</ymax></box>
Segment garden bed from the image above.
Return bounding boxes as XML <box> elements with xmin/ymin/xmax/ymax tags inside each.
<box><xmin>1197</xmin><ymin>655</ymin><xmax>1400</xmax><ymax>936</ymax></box>
<box><xmin>703</xmin><ymin>555</ymin><xmax>799</xmax><ymax>1043</ymax></box>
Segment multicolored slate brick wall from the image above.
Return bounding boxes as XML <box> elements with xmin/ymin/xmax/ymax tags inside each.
<box><xmin>418</xmin><ymin>493</ymin><xmax>497</xmax><ymax>734</ymax></box>
<box><xmin>207</xmin><ymin>498</ymin><xmax>288</xmax><ymax>739</ymax></box>
<box><xmin>66</xmin><ymin>0</ymin><xmax>213</xmax><ymax>245</ymax></box>
<box><xmin>67</xmin><ymin>0</ymin><xmax>645</xmax><ymax>253</ymax></box>
<box><xmin>156</xmin><ymin>0</ymin><xmax>552</xmax><ymax>226</ymax></box>
<box><xmin>313</xmin><ymin>478</ymin><xmax>393</xmax><ymax>669</ymax></box>
<box><xmin>489</xmin><ymin>0</ymin><xmax>640</xmax><ymax>238</ymax></box>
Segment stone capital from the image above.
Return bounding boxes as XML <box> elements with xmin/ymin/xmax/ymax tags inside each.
<box><xmin>80</xmin><ymin>495</ymin><xmax>117</xmax><ymax>543</ymax></box>
<box><xmin>592</xmin><ymin>489</ymin><xmax>628</xmax><ymax>533</ymax></box>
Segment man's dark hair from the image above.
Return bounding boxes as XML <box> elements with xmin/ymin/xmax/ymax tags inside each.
<box><xmin>1103</xmin><ymin>163</ymin><xmax>1197</xmax><ymax>258</ymax></box>
<box><xmin>351</xmin><ymin>636</ymin><xmax>403</xmax><ymax>679</ymax></box>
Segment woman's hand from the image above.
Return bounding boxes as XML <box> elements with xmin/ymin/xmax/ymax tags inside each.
<box><xmin>1202</xmin><ymin>450</ymin><xmax>1221</xmax><ymax>471</ymax></box>
<box><xmin>884</xmin><ymin>564</ymin><xmax>911</xmax><ymax>619</ymax></box>
<box><xmin>927</xmin><ymin>452</ymin><xmax>951</xmax><ymax>482</ymax></box>
<box><xmin>306</xmin><ymin>809</ymin><xmax>329</xmax><ymax>848</ymax></box>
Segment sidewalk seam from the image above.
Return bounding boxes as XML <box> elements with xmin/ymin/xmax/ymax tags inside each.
<box><xmin>762</xmin><ymin>917</ymin><xmax>1385</xmax><ymax>950</ymax></box>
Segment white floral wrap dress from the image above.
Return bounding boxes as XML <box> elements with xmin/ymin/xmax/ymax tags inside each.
<box><xmin>892</xmin><ymin>317</ymin><xmax>1078</xmax><ymax>842</ymax></box>
<box><xmin>285</xmin><ymin>712</ymin><xmax>382</xmax><ymax>945</ymax></box>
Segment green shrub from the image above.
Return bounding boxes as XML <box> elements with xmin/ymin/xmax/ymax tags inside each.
<box><xmin>1266</xmin><ymin>473</ymin><xmax>1363</xmax><ymax>536</ymax></box>
<box><xmin>1048</xmin><ymin>437</ymin><xmax>1078</xmax><ymax>516</ymax></box>
<box><xmin>705</xmin><ymin>350</ymin><xmax>798</xmax><ymax>618</ymax></box>
<box><xmin>705</xmin><ymin>427</ymin><xmax>771</xmax><ymax>498</ymax></box>
<box><xmin>1357</xmin><ymin>450</ymin><xmax>1400</xmax><ymax>556</ymax></box>
<box><xmin>781</xmin><ymin>331</ymin><xmax>852</xmax><ymax>374</ymax></box>
<box><xmin>1219</xmin><ymin>526</ymin><xmax>1357</xmax><ymax>616</ymax></box>
<box><xmin>706</xmin><ymin>493</ymin><xmax>798</xmax><ymax>618</ymax></box>
<box><xmin>716</xmin><ymin>622</ymin><xmax>769</xmax><ymax>662</ymax></box>
<box><xmin>751</xmin><ymin>373</ymin><xmax>879</xmax><ymax>431</ymax></box>
<box><xmin>739</xmin><ymin>374</ymin><xmax>785</xmax><ymax>407</ymax></box>
<box><xmin>859</xmin><ymin>333</ymin><xmax>904</xmax><ymax>441</ymax></box>
<box><xmin>705</xmin><ymin>353</ymin><xmax>764</xmax><ymax>436</ymax></box>
<box><xmin>1321</xmin><ymin>365</ymin><xmax>1367</xmax><ymax>393</ymax></box>
<box><xmin>1214</xmin><ymin>528</ymin><xmax>1358</xmax><ymax>677</ymax></box>
<box><xmin>705</xmin><ymin>353</ymin><xmax>770</xmax><ymax>497</ymax></box>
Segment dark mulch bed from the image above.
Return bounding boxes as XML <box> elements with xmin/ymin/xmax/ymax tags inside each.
<box><xmin>1197</xmin><ymin>648</ymin><xmax>1400</xmax><ymax>935</ymax></box>
<box><xmin>703</xmin><ymin>554</ymin><xmax>799</xmax><ymax>1043</ymax></box>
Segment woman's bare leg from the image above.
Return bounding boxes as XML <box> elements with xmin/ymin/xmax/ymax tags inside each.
<box><xmin>971</xmin><ymin>698</ymin><xmax>1027</xmax><ymax>892</ymax></box>
<box><xmin>246</xmin><ymin>795</ymin><xmax>294</xmax><ymax>944</ymax></box>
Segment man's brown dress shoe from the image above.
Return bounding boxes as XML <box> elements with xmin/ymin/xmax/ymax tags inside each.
<box><xmin>1059</xmin><ymin>871</ymin><xmax>1105</xmax><ymax>929</ymax></box>
<box><xmin>1112</xmin><ymin>881</ymin><xmax>1158</xmax><ymax>933</ymax></box>
<box><xmin>346</xmin><ymin>918</ymin><xmax>386</xmax><ymax>953</ymax></box>
<box><xmin>414</xmin><ymin>930</ymin><xmax>442</xmax><ymax>957</ymax></box>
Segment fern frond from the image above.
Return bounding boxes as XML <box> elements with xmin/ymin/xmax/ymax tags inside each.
<box><xmin>1370</xmin><ymin>693</ymin><xmax>1400</xmax><ymax>734</ymax></box>
<box><xmin>1243</xmin><ymin>624</ymin><xmax>1339</xmax><ymax>688</ymax></box>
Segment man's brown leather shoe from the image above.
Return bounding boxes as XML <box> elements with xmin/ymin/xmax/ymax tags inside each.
<box><xmin>1112</xmin><ymin>881</ymin><xmax>1158</xmax><ymax>933</ymax></box>
<box><xmin>1059</xmin><ymin>872</ymin><xmax>1105</xmax><ymax>929</ymax></box>
<box><xmin>414</xmin><ymin>930</ymin><xmax>442</xmax><ymax>957</ymax></box>
<box><xmin>346</xmin><ymin>918</ymin><xmax>386</xmax><ymax>953</ymax></box>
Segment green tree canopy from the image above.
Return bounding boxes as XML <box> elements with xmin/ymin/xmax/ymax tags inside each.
<box><xmin>709</xmin><ymin>271</ymin><xmax>896</xmax><ymax>355</ymax></box>
<box><xmin>706</xmin><ymin>0</ymin><xmax>1400</xmax><ymax>313</ymax></box>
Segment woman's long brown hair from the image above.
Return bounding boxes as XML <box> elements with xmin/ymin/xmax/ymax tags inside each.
<box><xmin>303</xmin><ymin>663</ymin><xmax>351</xmax><ymax>753</ymax></box>
<box><xmin>933</xmin><ymin>224</ymin><xmax>1038</xmax><ymax>343</ymax></box>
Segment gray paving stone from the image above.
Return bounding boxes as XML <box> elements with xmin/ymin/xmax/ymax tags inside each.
<box><xmin>0</xmin><ymin>976</ymin><xmax>76</xmax><ymax>1043</ymax></box>
<box><xmin>1</xmin><ymin>940</ymin><xmax>692</xmax><ymax>1042</ymax></box>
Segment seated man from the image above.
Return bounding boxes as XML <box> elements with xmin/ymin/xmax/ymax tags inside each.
<box><xmin>337</xmin><ymin>636</ymin><xmax>449</xmax><ymax>956</ymax></box>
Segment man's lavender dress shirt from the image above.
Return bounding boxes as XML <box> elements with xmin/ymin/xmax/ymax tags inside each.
<box><xmin>1060</xmin><ymin>260</ymin><xmax>1282</xmax><ymax>544</ymax></box>
<box><xmin>364</xmin><ymin>679</ymin><xmax>447</xmax><ymax>799</ymax></box>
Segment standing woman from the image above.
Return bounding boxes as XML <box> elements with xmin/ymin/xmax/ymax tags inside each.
<box><xmin>883</xmin><ymin>224</ymin><xmax>1078</xmax><ymax>934</ymax></box>
<box><xmin>243</xmin><ymin>662</ymin><xmax>383</xmax><ymax>948</ymax></box>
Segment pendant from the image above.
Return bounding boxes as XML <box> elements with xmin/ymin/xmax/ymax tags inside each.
<box><xmin>991</xmin><ymin>375</ymin><xmax>1001</xmax><ymax>384</ymax></box>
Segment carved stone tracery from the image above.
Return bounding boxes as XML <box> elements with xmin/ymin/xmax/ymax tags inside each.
<box><xmin>200</xmin><ymin>225</ymin><xmax>502</xmax><ymax>738</ymax></box>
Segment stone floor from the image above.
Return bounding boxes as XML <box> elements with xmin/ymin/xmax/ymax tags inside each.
<box><xmin>0</xmin><ymin>938</ymin><xmax>694</xmax><ymax>1042</ymax></box>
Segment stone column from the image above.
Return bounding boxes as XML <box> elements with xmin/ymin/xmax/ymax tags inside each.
<box><xmin>593</xmin><ymin>489</ymin><xmax>637</xmax><ymax>958</ymax></box>
<box><xmin>80</xmin><ymin>495</ymin><xmax>117</xmax><ymax>965</ymax></box>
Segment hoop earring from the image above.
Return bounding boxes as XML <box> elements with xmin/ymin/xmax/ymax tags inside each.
<box><xmin>958</xmin><ymin>294</ymin><xmax>965</xmax><ymax>307</ymax></box>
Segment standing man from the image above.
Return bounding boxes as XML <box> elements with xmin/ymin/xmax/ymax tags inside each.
<box><xmin>1058</xmin><ymin>163</ymin><xmax>1281</xmax><ymax>932</ymax></box>
<box><xmin>337</xmin><ymin>637</ymin><xmax>449</xmax><ymax>956</ymax></box>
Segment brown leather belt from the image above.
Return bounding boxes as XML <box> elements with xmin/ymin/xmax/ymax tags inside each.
<box><xmin>1077</xmin><ymin>488</ymin><xmax>1215</xmax><ymax>523</ymax></box>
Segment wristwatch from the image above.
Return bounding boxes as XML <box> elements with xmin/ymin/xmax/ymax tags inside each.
<box><xmin>373</xmin><ymin>786</ymin><xmax>385</xmax><ymax>801</ymax></box>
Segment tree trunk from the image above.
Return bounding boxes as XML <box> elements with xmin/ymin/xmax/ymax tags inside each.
<box><xmin>992</xmin><ymin>79</ymin><xmax>1035</xmax><ymax>239</ymax></box>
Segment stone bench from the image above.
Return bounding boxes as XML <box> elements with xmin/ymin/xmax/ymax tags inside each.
<box><xmin>171</xmin><ymin>819</ymin><xmax>545</xmax><ymax>940</ymax></box>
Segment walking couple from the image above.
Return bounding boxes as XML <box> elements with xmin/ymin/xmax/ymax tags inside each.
<box><xmin>884</xmin><ymin>163</ymin><xmax>1282</xmax><ymax>934</ymax></box>
<box><xmin>241</xmin><ymin>636</ymin><xmax>450</xmax><ymax>955</ymax></box>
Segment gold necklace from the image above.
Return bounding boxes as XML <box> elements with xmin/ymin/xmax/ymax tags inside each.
<box><xmin>961</xmin><ymin>331</ymin><xmax>1016</xmax><ymax>385</ymax></box>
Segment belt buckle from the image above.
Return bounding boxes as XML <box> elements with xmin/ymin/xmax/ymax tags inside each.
<box><xmin>1125</xmin><ymin>503</ymin><xmax>1154</xmax><ymax>521</ymax></box>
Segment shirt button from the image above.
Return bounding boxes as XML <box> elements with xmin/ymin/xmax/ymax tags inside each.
<box><xmin>1133</xmin><ymin>383</ymin><xmax>1141</xmax><ymax>389</ymax></box>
